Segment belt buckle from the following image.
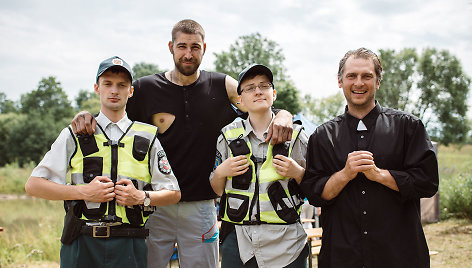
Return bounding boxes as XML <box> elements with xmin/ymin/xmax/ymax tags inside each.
<box><xmin>92</xmin><ymin>225</ymin><xmax>110</xmax><ymax>238</ymax></box>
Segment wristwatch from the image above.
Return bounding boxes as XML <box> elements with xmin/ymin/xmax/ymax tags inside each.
<box><xmin>143</xmin><ymin>191</ymin><xmax>151</xmax><ymax>207</ymax></box>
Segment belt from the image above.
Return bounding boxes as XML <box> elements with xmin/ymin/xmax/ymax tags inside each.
<box><xmin>81</xmin><ymin>225</ymin><xmax>149</xmax><ymax>238</ymax></box>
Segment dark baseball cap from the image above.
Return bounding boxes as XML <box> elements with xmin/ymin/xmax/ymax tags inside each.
<box><xmin>237</xmin><ymin>64</ymin><xmax>274</xmax><ymax>94</ymax></box>
<box><xmin>96</xmin><ymin>56</ymin><xmax>133</xmax><ymax>83</ymax></box>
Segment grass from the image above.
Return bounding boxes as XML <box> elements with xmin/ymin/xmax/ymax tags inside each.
<box><xmin>0</xmin><ymin>198</ymin><xmax>63</xmax><ymax>267</ymax></box>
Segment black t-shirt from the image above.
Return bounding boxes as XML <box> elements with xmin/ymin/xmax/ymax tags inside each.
<box><xmin>127</xmin><ymin>71</ymin><xmax>237</xmax><ymax>201</ymax></box>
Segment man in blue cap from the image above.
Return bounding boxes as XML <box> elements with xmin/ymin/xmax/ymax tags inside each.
<box><xmin>26</xmin><ymin>56</ymin><xmax>181</xmax><ymax>267</ymax></box>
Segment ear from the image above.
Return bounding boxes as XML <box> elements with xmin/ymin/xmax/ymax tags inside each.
<box><xmin>375</xmin><ymin>79</ymin><xmax>381</xmax><ymax>90</ymax></box>
<box><xmin>94</xmin><ymin>83</ymin><xmax>100</xmax><ymax>95</ymax></box>
<box><xmin>203</xmin><ymin>43</ymin><xmax>207</xmax><ymax>55</ymax></box>
<box><xmin>128</xmin><ymin>86</ymin><xmax>134</xmax><ymax>98</ymax></box>
<box><xmin>168</xmin><ymin>41</ymin><xmax>174</xmax><ymax>54</ymax></box>
<box><xmin>338</xmin><ymin>76</ymin><xmax>343</xmax><ymax>88</ymax></box>
<box><xmin>272</xmin><ymin>89</ymin><xmax>277</xmax><ymax>101</ymax></box>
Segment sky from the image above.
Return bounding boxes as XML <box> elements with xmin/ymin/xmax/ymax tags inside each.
<box><xmin>1</xmin><ymin>0</ymin><xmax>472</xmax><ymax>114</ymax></box>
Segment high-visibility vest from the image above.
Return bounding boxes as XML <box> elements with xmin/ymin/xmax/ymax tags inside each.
<box><xmin>69</xmin><ymin>121</ymin><xmax>157</xmax><ymax>227</ymax></box>
<box><xmin>219</xmin><ymin>121</ymin><xmax>304</xmax><ymax>225</ymax></box>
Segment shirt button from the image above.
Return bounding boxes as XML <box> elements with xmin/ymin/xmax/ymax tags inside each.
<box><xmin>364</xmin><ymin>231</ymin><xmax>368</xmax><ymax>235</ymax></box>
<box><xmin>362</xmin><ymin>191</ymin><xmax>366</xmax><ymax>195</ymax></box>
<box><xmin>363</xmin><ymin>211</ymin><xmax>367</xmax><ymax>215</ymax></box>
<box><xmin>360</xmin><ymin>135</ymin><xmax>364</xmax><ymax>138</ymax></box>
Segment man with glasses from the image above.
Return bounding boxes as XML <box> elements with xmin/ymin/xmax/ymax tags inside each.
<box><xmin>210</xmin><ymin>64</ymin><xmax>309</xmax><ymax>268</ymax></box>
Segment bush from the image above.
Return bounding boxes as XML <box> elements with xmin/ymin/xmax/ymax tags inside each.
<box><xmin>441</xmin><ymin>170</ymin><xmax>472</xmax><ymax>218</ymax></box>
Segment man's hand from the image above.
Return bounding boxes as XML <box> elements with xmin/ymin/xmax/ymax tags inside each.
<box><xmin>340</xmin><ymin>151</ymin><xmax>375</xmax><ymax>181</ymax></box>
<box><xmin>216</xmin><ymin>155</ymin><xmax>250</xmax><ymax>178</ymax></box>
<box><xmin>71</xmin><ymin>111</ymin><xmax>96</xmax><ymax>135</ymax></box>
<box><xmin>78</xmin><ymin>176</ymin><xmax>115</xmax><ymax>203</ymax></box>
<box><xmin>272</xmin><ymin>155</ymin><xmax>305</xmax><ymax>184</ymax></box>
<box><xmin>362</xmin><ymin>161</ymin><xmax>399</xmax><ymax>191</ymax></box>
<box><xmin>266</xmin><ymin>110</ymin><xmax>293</xmax><ymax>145</ymax></box>
<box><xmin>114</xmin><ymin>178</ymin><xmax>145</xmax><ymax>206</ymax></box>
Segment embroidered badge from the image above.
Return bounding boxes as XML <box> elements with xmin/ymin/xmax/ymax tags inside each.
<box><xmin>157</xmin><ymin>150</ymin><xmax>171</xmax><ymax>174</ymax></box>
<box><xmin>112</xmin><ymin>58</ymin><xmax>123</xmax><ymax>66</ymax></box>
<box><xmin>213</xmin><ymin>150</ymin><xmax>222</xmax><ymax>170</ymax></box>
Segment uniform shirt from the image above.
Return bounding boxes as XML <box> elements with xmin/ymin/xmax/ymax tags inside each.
<box><xmin>301</xmin><ymin>103</ymin><xmax>439</xmax><ymax>268</ymax></box>
<box><xmin>211</xmin><ymin>115</ymin><xmax>308</xmax><ymax>268</ymax></box>
<box><xmin>31</xmin><ymin>112</ymin><xmax>180</xmax><ymax>192</ymax></box>
<box><xmin>127</xmin><ymin>71</ymin><xmax>237</xmax><ymax>201</ymax></box>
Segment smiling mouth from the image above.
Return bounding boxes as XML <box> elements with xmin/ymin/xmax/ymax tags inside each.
<box><xmin>352</xmin><ymin>90</ymin><xmax>367</xmax><ymax>94</ymax></box>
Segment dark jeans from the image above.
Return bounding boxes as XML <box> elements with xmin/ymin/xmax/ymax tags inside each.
<box><xmin>221</xmin><ymin>229</ymin><xmax>308</xmax><ymax>268</ymax></box>
<box><xmin>60</xmin><ymin>235</ymin><xmax>147</xmax><ymax>268</ymax></box>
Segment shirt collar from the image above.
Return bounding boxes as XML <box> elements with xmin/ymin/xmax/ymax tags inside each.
<box><xmin>96</xmin><ymin>112</ymin><xmax>132</xmax><ymax>133</ymax></box>
<box><xmin>242</xmin><ymin>112</ymin><xmax>275</xmax><ymax>140</ymax></box>
<box><xmin>345</xmin><ymin>101</ymin><xmax>382</xmax><ymax>131</ymax></box>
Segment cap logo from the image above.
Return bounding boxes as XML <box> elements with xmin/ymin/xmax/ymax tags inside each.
<box><xmin>112</xmin><ymin>58</ymin><xmax>123</xmax><ymax>66</ymax></box>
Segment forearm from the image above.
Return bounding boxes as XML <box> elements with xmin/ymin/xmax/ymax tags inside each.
<box><xmin>321</xmin><ymin>170</ymin><xmax>351</xmax><ymax>201</ymax></box>
<box><xmin>149</xmin><ymin>190</ymin><xmax>181</xmax><ymax>206</ymax></box>
<box><xmin>25</xmin><ymin>177</ymin><xmax>85</xmax><ymax>200</ymax></box>
<box><xmin>209</xmin><ymin>168</ymin><xmax>227</xmax><ymax>196</ymax></box>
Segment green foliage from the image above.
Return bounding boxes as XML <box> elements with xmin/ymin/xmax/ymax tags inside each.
<box><xmin>441</xmin><ymin>171</ymin><xmax>472</xmax><ymax>218</ymax></box>
<box><xmin>378</xmin><ymin>48</ymin><xmax>417</xmax><ymax>111</ymax></box>
<box><xmin>302</xmin><ymin>92</ymin><xmax>345</xmax><ymax>125</ymax></box>
<box><xmin>19</xmin><ymin>76</ymin><xmax>74</xmax><ymax>121</ymax></box>
<box><xmin>214</xmin><ymin>32</ymin><xmax>302</xmax><ymax>114</ymax></box>
<box><xmin>0</xmin><ymin>92</ymin><xmax>18</xmax><ymax>113</ymax></box>
<box><xmin>273</xmin><ymin>80</ymin><xmax>302</xmax><ymax>114</ymax></box>
<box><xmin>75</xmin><ymin>89</ymin><xmax>100</xmax><ymax>114</ymax></box>
<box><xmin>438</xmin><ymin>145</ymin><xmax>472</xmax><ymax>219</ymax></box>
<box><xmin>417</xmin><ymin>48</ymin><xmax>470</xmax><ymax>145</ymax></box>
<box><xmin>214</xmin><ymin>33</ymin><xmax>287</xmax><ymax>81</ymax></box>
<box><xmin>132</xmin><ymin>62</ymin><xmax>163</xmax><ymax>80</ymax></box>
<box><xmin>0</xmin><ymin>162</ymin><xmax>34</xmax><ymax>194</ymax></box>
<box><xmin>8</xmin><ymin>113</ymin><xmax>69</xmax><ymax>166</ymax></box>
<box><xmin>377</xmin><ymin>48</ymin><xmax>471</xmax><ymax>146</ymax></box>
<box><xmin>0</xmin><ymin>113</ymin><xmax>27</xmax><ymax>166</ymax></box>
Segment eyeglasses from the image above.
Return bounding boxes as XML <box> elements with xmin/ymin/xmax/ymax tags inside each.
<box><xmin>241</xmin><ymin>82</ymin><xmax>273</xmax><ymax>94</ymax></box>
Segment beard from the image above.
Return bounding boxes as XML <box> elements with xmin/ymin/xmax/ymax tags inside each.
<box><xmin>174</xmin><ymin>56</ymin><xmax>201</xmax><ymax>76</ymax></box>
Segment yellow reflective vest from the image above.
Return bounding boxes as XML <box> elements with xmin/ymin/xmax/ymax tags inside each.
<box><xmin>69</xmin><ymin>121</ymin><xmax>157</xmax><ymax>227</ymax></box>
<box><xmin>219</xmin><ymin>121</ymin><xmax>304</xmax><ymax>225</ymax></box>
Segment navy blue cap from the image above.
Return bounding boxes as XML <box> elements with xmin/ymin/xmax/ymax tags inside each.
<box><xmin>96</xmin><ymin>56</ymin><xmax>133</xmax><ymax>83</ymax></box>
<box><xmin>237</xmin><ymin>64</ymin><xmax>273</xmax><ymax>94</ymax></box>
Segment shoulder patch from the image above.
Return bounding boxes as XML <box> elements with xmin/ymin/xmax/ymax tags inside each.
<box><xmin>213</xmin><ymin>150</ymin><xmax>223</xmax><ymax>170</ymax></box>
<box><xmin>157</xmin><ymin>150</ymin><xmax>172</xmax><ymax>174</ymax></box>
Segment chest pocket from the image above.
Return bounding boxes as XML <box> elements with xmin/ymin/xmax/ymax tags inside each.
<box><xmin>228</xmin><ymin>138</ymin><xmax>252</xmax><ymax>190</ymax></box>
<box><xmin>133</xmin><ymin>135</ymin><xmax>150</xmax><ymax>161</ymax></box>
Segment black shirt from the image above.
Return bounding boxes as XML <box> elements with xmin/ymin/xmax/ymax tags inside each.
<box><xmin>301</xmin><ymin>103</ymin><xmax>439</xmax><ymax>268</ymax></box>
<box><xmin>127</xmin><ymin>71</ymin><xmax>237</xmax><ymax>201</ymax></box>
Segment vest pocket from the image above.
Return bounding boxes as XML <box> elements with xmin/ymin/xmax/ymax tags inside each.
<box><xmin>125</xmin><ymin>180</ymin><xmax>144</xmax><ymax>227</ymax></box>
<box><xmin>83</xmin><ymin>157</ymin><xmax>103</xmax><ymax>183</ymax></box>
<box><xmin>78</xmin><ymin>135</ymin><xmax>99</xmax><ymax>156</ymax></box>
<box><xmin>133</xmin><ymin>135</ymin><xmax>150</xmax><ymax>161</ymax></box>
<box><xmin>267</xmin><ymin>181</ymin><xmax>299</xmax><ymax>224</ymax></box>
<box><xmin>226</xmin><ymin>193</ymin><xmax>249</xmax><ymax>222</ymax></box>
<box><xmin>232</xmin><ymin>166</ymin><xmax>252</xmax><ymax>190</ymax></box>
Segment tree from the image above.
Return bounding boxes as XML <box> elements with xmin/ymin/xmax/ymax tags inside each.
<box><xmin>132</xmin><ymin>62</ymin><xmax>163</xmax><ymax>80</ymax></box>
<box><xmin>378</xmin><ymin>48</ymin><xmax>417</xmax><ymax>111</ymax></box>
<box><xmin>302</xmin><ymin>93</ymin><xmax>345</xmax><ymax>125</ymax></box>
<box><xmin>0</xmin><ymin>92</ymin><xmax>17</xmax><ymax>113</ymax></box>
<box><xmin>20</xmin><ymin>76</ymin><xmax>74</xmax><ymax>121</ymax></box>
<box><xmin>273</xmin><ymin>80</ymin><xmax>302</xmax><ymax>114</ymax></box>
<box><xmin>214</xmin><ymin>33</ymin><xmax>287</xmax><ymax>81</ymax></box>
<box><xmin>416</xmin><ymin>48</ymin><xmax>471</xmax><ymax>145</ymax></box>
<box><xmin>214</xmin><ymin>33</ymin><xmax>302</xmax><ymax>114</ymax></box>
<box><xmin>377</xmin><ymin>48</ymin><xmax>471</xmax><ymax>145</ymax></box>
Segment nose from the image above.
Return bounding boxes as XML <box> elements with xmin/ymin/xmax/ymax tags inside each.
<box><xmin>184</xmin><ymin>48</ymin><xmax>193</xmax><ymax>59</ymax></box>
<box><xmin>354</xmin><ymin>76</ymin><xmax>364</xmax><ymax>87</ymax></box>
